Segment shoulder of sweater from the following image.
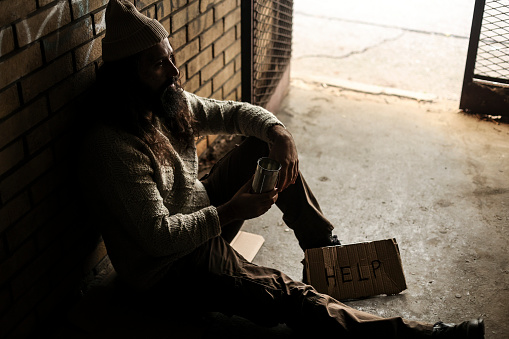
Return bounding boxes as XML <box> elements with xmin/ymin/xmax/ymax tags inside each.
<box><xmin>183</xmin><ymin>90</ymin><xmax>250</xmax><ymax>107</ymax></box>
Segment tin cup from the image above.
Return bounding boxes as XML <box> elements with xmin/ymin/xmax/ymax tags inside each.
<box><xmin>252</xmin><ymin>157</ymin><xmax>281</xmax><ymax>193</ymax></box>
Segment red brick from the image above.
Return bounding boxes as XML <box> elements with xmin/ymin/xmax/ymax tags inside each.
<box><xmin>139</xmin><ymin>0</ymin><xmax>160</xmax><ymax>10</ymax></box>
<box><xmin>224</xmin><ymin>87</ymin><xmax>237</xmax><ymax>101</ymax></box>
<box><xmin>25</xmin><ymin>120</ymin><xmax>52</xmax><ymax>155</ymax></box>
<box><xmin>43</xmin><ymin>17</ymin><xmax>93</xmax><ymax>62</ymax></box>
<box><xmin>187</xmin><ymin>45</ymin><xmax>212</xmax><ymax>76</ymax></box>
<box><xmin>6</xmin><ymin>193</ymin><xmax>60</xmax><ymax>253</ymax></box>
<box><xmin>223</xmin><ymin>70</ymin><xmax>241</xmax><ymax>97</ymax></box>
<box><xmin>224</xmin><ymin>6</ymin><xmax>240</xmax><ymax>31</ymax></box>
<box><xmin>0</xmin><ymin>140</ymin><xmax>24</xmax><ymax>177</ymax></box>
<box><xmin>0</xmin><ymin>26</ymin><xmax>15</xmax><ymax>58</ymax></box>
<box><xmin>75</xmin><ymin>35</ymin><xmax>103</xmax><ymax>70</ymax></box>
<box><xmin>174</xmin><ymin>38</ymin><xmax>199</xmax><ymax>65</ymax></box>
<box><xmin>0</xmin><ymin>97</ymin><xmax>48</xmax><ymax>149</ymax></box>
<box><xmin>11</xmin><ymin>243</ymin><xmax>61</xmax><ymax>300</ymax></box>
<box><xmin>0</xmin><ymin>0</ymin><xmax>36</xmax><ymax>28</ymax></box>
<box><xmin>201</xmin><ymin>55</ymin><xmax>223</xmax><ymax>82</ymax></box>
<box><xmin>196</xmin><ymin>137</ymin><xmax>207</xmax><ymax>155</ymax></box>
<box><xmin>224</xmin><ymin>38</ymin><xmax>240</xmax><ymax>64</ymax></box>
<box><xmin>0</xmin><ymin>44</ymin><xmax>43</xmax><ymax>90</ymax></box>
<box><xmin>210</xmin><ymin>87</ymin><xmax>223</xmax><ymax>100</ymax></box>
<box><xmin>170</xmin><ymin>27</ymin><xmax>187</xmax><ymax>51</ymax></box>
<box><xmin>48</xmin><ymin>64</ymin><xmax>95</xmax><ymax>112</ymax></box>
<box><xmin>71</xmin><ymin>0</ymin><xmax>106</xmax><ymax>19</ymax></box>
<box><xmin>15</xmin><ymin>1</ymin><xmax>71</xmax><ymax>47</ymax></box>
<box><xmin>214</xmin><ymin>0</ymin><xmax>236</xmax><ymax>21</ymax></box>
<box><xmin>0</xmin><ymin>148</ymin><xmax>54</xmax><ymax>202</ymax></box>
<box><xmin>157</xmin><ymin>0</ymin><xmax>188</xmax><ymax>20</ymax></box>
<box><xmin>195</xmin><ymin>81</ymin><xmax>212</xmax><ymax>98</ymax></box>
<box><xmin>35</xmin><ymin>209</ymin><xmax>70</xmax><ymax>250</ymax></box>
<box><xmin>188</xmin><ymin>10</ymin><xmax>213</xmax><ymax>40</ymax></box>
<box><xmin>234</xmin><ymin>53</ymin><xmax>241</xmax><ymax>72</ymax></box>
<box><xmin>171</xmin><ymin>1</ymin><xmax>199</xmax><ymax>32</ymax></box>
<box><xmin>93</xmin><ymin>9</ymin><xmax>106</xmax><ymax>35</ymax></box>
<box><xmin>200</xmin><ymin>0</ymin><xmax>219</xmax><ymax>13</ymax></box>
<box><xmin>29</xmin><ymin>164</ymin><xmax>66</xmax><ymax>204</ymax></box>
<box><xmin>21</xmin><ymin>54</ymin><xmax>73</xmax><ymax>102</ymax></box>
<box><xmin>200</xmin><ymin>20</ymin><xmax>223</xmax><ymax>49</ymax></box>
<box><xmin>213</xmin><ymin>26</ymin><xmax>235</xmax><ymax>57</ymax></box>
<box><xmin>0</xmin><ymin>86</ymin><xmax>20</xmax><ymax>120</ymax></box>
<box><xmin>235</xmin><ymin>22</ymin><xmax>241</xmax><ymax>39</ymax></box>
<box><xmin>235</xmin><ymin>83</ymin><xmax>241</xmax><ymax>99</ymax></box>
<box><xmin>212</xmin><ymin>61</ymin><xmax>234</xmax><ymax>92</ymax></box>
<box><xmin>0</xmin><ymin>192</ymin><xmax>31</xmax><ymax>234</ymax></box>
<box><xmin>0</xmin><ymin>239</ymin><xmax>37</xmax><ymax>286</ymax></box>
<box><xmin>184</xmin><ymin>73</ymin><xmax>200</xmax><ymax>93</ymax></box>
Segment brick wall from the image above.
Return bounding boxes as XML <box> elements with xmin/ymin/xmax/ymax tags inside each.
<box><xmin>0</xmin><ymin>0</ymin><xmax>242</xmax><ymax>337</ymax></box>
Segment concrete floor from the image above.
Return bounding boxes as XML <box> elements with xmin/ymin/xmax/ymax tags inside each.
<box><xmin>239</xmin><ymin>80</ymin><xmax>509</xmax><ymax>339</ymax></box>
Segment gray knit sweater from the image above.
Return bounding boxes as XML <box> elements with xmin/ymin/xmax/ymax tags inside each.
<box><xmin>82</xmin><ymin>91</ymin><xmax>283</xmax><ymax>289</ymax></box>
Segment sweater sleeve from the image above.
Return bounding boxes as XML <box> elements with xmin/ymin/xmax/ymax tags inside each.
<box><xmin>181</xmin><ymin>91</ymin><xmax>285</xmax><ymax>141</ymax></box>
<box><xmin>83</xmin><ymin>126</ymin><xmax>221</xmax><ymax>258</ymax></box>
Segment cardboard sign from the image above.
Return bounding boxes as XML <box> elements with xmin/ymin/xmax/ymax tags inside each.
<box><xmin>304</xmin><ymin>238</ymin><xmax>407</xmax><ymax>300</ymax></box>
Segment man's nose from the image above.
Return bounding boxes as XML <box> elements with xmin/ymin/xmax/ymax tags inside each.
<box><xmin>167</xmin><ymin>58</ymin><xmax>179</xmax><ymax>77</ymax></box>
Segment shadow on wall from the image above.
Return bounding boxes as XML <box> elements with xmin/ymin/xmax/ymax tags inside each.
<box><xmin>0</xmin><ymin>0</ymin><xmax>244</xmax><ymax>337</ymax></box>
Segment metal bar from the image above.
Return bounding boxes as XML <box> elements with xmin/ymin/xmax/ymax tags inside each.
<box><xmin>473</xmin><ymin>73</ymin><xmax>509</xmax><ymax>85</ymax></box>
<box><xmin>241</xmin><ymin>0</ymin><xmax>254</xmax><ymax>104</ymax></box>
<box><xmin>460</xmin><ymin>0</ymin><xmax>486</xmax><ymax>110</ymax></box>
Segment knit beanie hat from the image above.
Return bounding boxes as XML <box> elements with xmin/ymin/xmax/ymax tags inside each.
<box><xmin>102</xmin><ymin>0</ymin><xmax>169</xmax><ymax>62</ymax></box>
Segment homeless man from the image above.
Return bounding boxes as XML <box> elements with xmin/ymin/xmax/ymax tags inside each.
<box><xmin>80</xmin><ymin>1</ymin><xmax>485</xmax><ymax>338</ymax></box>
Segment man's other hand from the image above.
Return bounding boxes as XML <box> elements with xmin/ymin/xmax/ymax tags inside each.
<box><xmin>217</xmin><ymin>176</ymin><xmax>278</xmax><ymax>226</ymax></box>
<box><xmin>268</xmin><ymin>125</ymin><xmax>299</xmax><ymax>192</ymax></box>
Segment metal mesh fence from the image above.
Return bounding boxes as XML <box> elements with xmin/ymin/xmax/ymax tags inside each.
<box><xmin>252</xmin><ymin>0</ymin><xmax>293</xmax><ymax>107</ymax></box>
<box><xmin>474</xmin><ymin>0</ymin><xmax>509</xmax><ymax>82</ymax></box>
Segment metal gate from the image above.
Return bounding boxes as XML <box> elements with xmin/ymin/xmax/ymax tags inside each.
<box><xmin>460</xmin><ymin>0</ymin><xmax>509</xmax><ymax>118</ymax></box>
<box><xmin>241</xmin><ymin>0</ymin><xmax>293</xmax><ymax>107</ymax></box>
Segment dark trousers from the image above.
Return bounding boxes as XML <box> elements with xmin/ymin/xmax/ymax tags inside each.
<box><xmin>153</xmin><ymin>137</ymin><xmax>433</xmax><ymax>338</ymax></box>
<box><xmin>201</xmin><ymin>136</ymin><xmax>335</xmax><ymax>249</ymax></box>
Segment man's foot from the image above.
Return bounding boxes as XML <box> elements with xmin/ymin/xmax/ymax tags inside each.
<box><xmin>432</xmin><ymin>318</ymin><xmax>484</xmax><ymax>338</ymax></box>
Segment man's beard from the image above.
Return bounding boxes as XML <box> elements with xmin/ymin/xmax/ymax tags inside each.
<box><xmin>142</xmin><ymin>76</ymin><xmax>196</xmax><ymax>146</ymax></box>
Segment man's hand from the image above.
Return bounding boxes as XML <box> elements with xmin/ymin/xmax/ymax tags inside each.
<box><xmin>217</xmin><ymin>176</ymin><xmax>278</xmax><ymax>226</ymax></box>
<box><xmin>268</xmin><ymin>125</ymin><xmax>299</xmax><ymax>192</ymax></box>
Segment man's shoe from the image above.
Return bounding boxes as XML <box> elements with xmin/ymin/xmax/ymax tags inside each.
<box><xmin>329</xmin><ymin>234</ymin><xmax>341</xmax><ymax>246</ymax></box>
<box><xmin>432</xmin><ymin>318</ymin><xmax>484</xmax><ymax>338</ymax></box>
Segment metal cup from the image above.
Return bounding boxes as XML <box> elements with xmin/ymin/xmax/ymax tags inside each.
<box><xmin>252</xmin><ymin>157</ymin><xmax>281</xmax><ymax>193</ymax></box>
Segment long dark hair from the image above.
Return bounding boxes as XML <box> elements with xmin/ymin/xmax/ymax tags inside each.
<box><xmin>95</xmin><ymin>53</ymin><xmax>196</xmax><ymax>162</ymax></box>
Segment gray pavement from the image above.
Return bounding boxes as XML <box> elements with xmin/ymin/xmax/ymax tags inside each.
<box><xmin>291</xmin><ymin>0</ymin><xmax>475</xmax><ymax>100</ymax></box>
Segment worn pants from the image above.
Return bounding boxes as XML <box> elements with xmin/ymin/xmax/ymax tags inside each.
<box><xmin>153</xmin><ymin>137</ymin><xmax>434</xmax><ymax>338</ymax></box>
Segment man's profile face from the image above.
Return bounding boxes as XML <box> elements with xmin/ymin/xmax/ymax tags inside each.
<box><xmin>137</xmin><ymin>38</ymin><xmax>179</xmax><ymax>95</ymax></box>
